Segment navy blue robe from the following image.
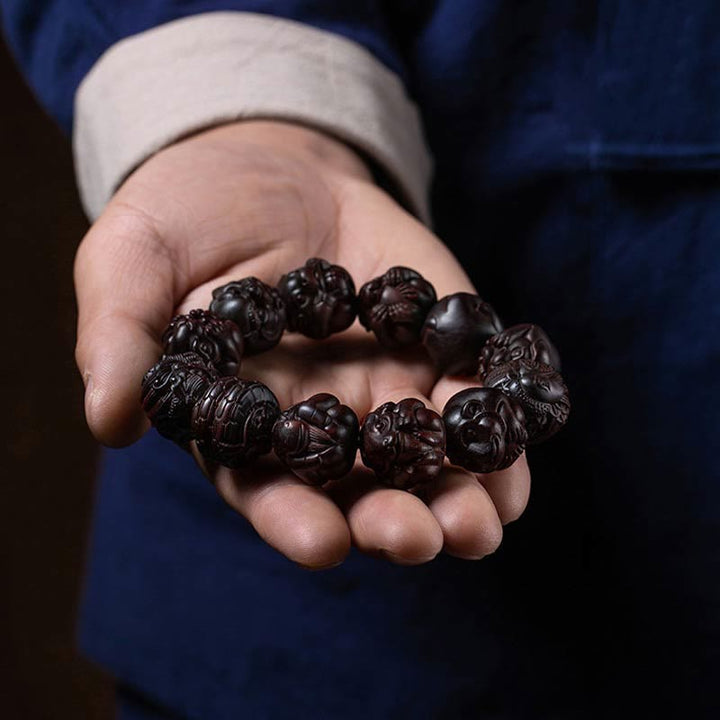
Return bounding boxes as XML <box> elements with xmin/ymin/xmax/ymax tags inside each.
<box><xmin>2</xmin><ymin>2</ymin><xmax>718</xmax><ymax>717</ymax></box>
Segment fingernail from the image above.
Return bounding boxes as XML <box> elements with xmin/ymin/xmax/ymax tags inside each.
<box><xmin>380</xmin><ymin>549</ymin><xmax>438</xmax><ymax>565</ymax></box>
<box><xmin>298</xmin><ymin>560</ymin><xmax>344</xmax><ymax>572</ymax></box>
<box><xmin>455</xmin><ymin>552</ymin><xmax>488</xmax><ymax>561</ymax></box>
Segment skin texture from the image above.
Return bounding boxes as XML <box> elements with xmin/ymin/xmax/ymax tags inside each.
<box><xmin>74</xmin><ymin>120</ymin><xmax>531</xmax><ymax>569</ymax></box>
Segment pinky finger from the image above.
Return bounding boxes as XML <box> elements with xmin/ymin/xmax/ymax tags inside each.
<box><xmin>477</xmin><ymin>453</ymin><xmax>532</xmax><ymax>525</ymax></box>
<box><xmin>430</xmin><ymin>377</ymin><xmax>533</xmax><ymax>526</ymax></box>
<box><xmin>423</xmin><ymin>468</ymin><xmax>503</xmax><ymax>559</ymax></box>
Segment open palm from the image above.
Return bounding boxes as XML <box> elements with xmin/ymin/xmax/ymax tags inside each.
<box><xmin>74</xmin><ymin>121</ymin><xmax>531</xmax><ymax>569</ymax></box>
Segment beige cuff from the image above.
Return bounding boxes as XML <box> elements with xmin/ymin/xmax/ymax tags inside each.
<box><xmin>73</xmin><ymin>11</ymin><xmax>432</xmax><ymax>222</ymax></box>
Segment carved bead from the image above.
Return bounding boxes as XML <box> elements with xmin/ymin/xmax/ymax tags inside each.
<box><xmin>192</xmin><ymin>377</ymin><xmax>280</xmax><ymax>468</ymax></box>
<box><xmin>358</xmin><ymin>267</ymin><xmax>437</xmax><ymax>348</ymax></box>
<box><xmin>162</xmin><ymin>309</ymin><xmax>243</xmax><ymax>376</ymax></box>
<box><xmin>210</xmin><ymin>277</ymin><xmax>286</xmax><ymax>355</ymax></box>
<box><xmin>272</xmin><ymin>393</ymin><xmax>359</xmax><ymax>485</ymax></box>
<box><xmin>483</xmin><ymin>360</ymin><xmax>570</xmax><ymax>444</ymax></box>
<box><xmin>421</xmin><ymin>292</ymin><xmax>503</xmax><ymax>376</ymax></box>
<box><xmin>360</xmin><ymin>398</ymin><xmax>446</xmax><ymax>489</ymax></box>
<box><xmin>277</xmin><ymin>258</ymin><xmax>356</xmax><ymax>339</ymax></box>
<box><xmin>443</xmin><ymin>387</ymin><xmax>527</xmax><ymax>473</ymax></box>
<box><xmin>141</xmin><ymin>352</ymin><xmax>218</xmax><ymax>446</ymax></box>
<box><xmin>477</xmin><ymin>323</ymin><xmax>561</xmax><ymax>380</ymax></box>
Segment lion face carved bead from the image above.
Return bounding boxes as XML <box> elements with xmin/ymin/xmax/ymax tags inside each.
<box><xmin>277</xmin><ymin>258</ymin><xmax>357</xmax><ymax>339</ymax></box>
<box><xmin>162</xmin><ymin>309</ymin><xmax>244</xmax><ymax>376</ymax></box>
<box><xmin>477</xmin><ymin>323</ymin><xmax>561</xmax><ymax>380</ymax></box>
<box><xmin>358</xmin><ymin>267</ymin><xmax>437</xmax><ymax>348</ymax></box>
<box><xmin>483</xmin><ymin>360</ymin><xmax>570</xmax><ymax>444</ymax></box>
<box><xmin>443</xmin><ymin>387</ymin><xmax>527</xmax><ymax>473</ymax></box>
<box><xmin>141</xmin><ymin>352</ymin><xmax>218</xmax><ymax>446</ymax></box>
<box><xmin>272</xmin><ymin>393</ymin><xmax>359</xmax><ymax>485</ymax></box>
<box><xmin>210</xmin><ymin>278</ymin><xmax>286</xmax><ymax>355</ymax></box>
<box><xmin>191</xmin><ymin>377</ymin><xmax>280</xmax><ymax>468</ymax></box>
<box><xmin>360</xmin><ymin>398</ymin><xmax>446</xmax><ymax>489</ymax></box>
<box><xmin>421</xmin><ymin>292</ymin><xmax>504</xmax><ymax>376</ymax></box>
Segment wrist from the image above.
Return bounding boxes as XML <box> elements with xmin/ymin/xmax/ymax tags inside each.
<box><xmin>200</xmin><ymin>120</ymin><xmax>374</xmax><ymax>185</ymax></box>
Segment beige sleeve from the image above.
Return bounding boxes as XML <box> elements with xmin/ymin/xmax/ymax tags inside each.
<box><xmin>73</xmin><ymin>11</ymin><xmax>432</xmax><ymax>223</ymax></box>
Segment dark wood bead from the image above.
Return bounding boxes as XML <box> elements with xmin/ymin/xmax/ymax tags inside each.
<box><xmin>210</xmin><ymin>277</ymin><xmax>286</xmax><ymax>355</ymax></box>
<box><xmin>421</xmin><ymin>292</ymin><xmax>503</xmax><ymax>376</ymax></box>
<box><xmin>162</xmin><ymin>309</ymin><xmax>243</xmax><ymax>376</ymax></box>
<box><xmin>483</xmin><ymin>360</ymin><xmax>570</xmax><ymax>444</ymax></box>
<box><xmin>141</xmin><ymin>352</ymin><xmax>218</xmax><ymax>446</ymax></box>
<box><xmin>360</xmin><ymin>398</ymin><xmax>446</xmax><ymax>489</ymax></box>
<box><xmin>443</xmin><ymin>387</ymin><xmax>527</xmax><ymax>473</ymax></box>
<box><xmin>477</xmin><ymin>323</ymin><xmax>561</xmax><ymax>380</ymax></box>
<box><xmin>358</xmin><ymin>267</ymin><xmax>437</xmax><ymax>348</ymax></box>
<box><xmin>277</xmin><ymin>258</ymin><xmax>356</xmax><ymax>339</ymax></box>
<box><xmin>191</xmin><ymin>377</ymin><xmax>280</xmax><ymax>468</ymax></box>
<box><xmin>272</xmin><ymin>393</ymin><xmax>359</xmax><ymax>485</ymax></box>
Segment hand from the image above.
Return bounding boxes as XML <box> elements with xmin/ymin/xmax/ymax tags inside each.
<box><xmin>74</xmin><ymin>120</ymin><xmax>531</xmax><ymax>569</ymax></box>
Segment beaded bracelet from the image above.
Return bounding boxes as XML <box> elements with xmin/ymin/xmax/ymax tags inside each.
<box><xmin>141</xmin><ymin>258</ymin><xmax>571</xmax><ymax>490</ymax></box>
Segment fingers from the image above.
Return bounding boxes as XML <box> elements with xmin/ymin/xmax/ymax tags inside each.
<box><xmin>331</xmin><ymin>386</ymin><xmax>503</xmax><ymax>565</ymax></box>
<box><xmin>212</xmin><ymin>460</ymin><xmax>351</xmax><ymax>570</ymax></box>
<box><xmin>328</xmin><ymin>387</ymin><xmax>445</xmax><ymax>564</ymax></box>
<box><xmin>423</xmin><ymin>469</ymin><xmax>503</xmax><ymax>559</ymax></box>
<box><xmin>329</xmin><ymin>471</ymin><xmax>445</xmax><ymax>565</ymax></box>
<box><xmin>74</xmin><ymin>208</ymin><xmax>179</xmax><ymax>446</ymax></box>
<box><xmin>478</xmin><ymin>454</ymin><xmax>532</xmax><ymax>525</ymax></box>
<box><xmin>430</xmin><ymin>375</ymin><xmax>532</xmax><ymax>526</ymax></box>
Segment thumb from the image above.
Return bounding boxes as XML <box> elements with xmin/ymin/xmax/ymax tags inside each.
<box><xmin>74</xmin><ymin>206</ymin><xmax>179</xmax><ymax>446</ymax></box>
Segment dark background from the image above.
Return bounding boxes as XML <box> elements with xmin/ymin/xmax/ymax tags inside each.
<box><xmin>0</xmin><ymin>38</ymin><xmax>115</xmax><ymax>718</ymax></box>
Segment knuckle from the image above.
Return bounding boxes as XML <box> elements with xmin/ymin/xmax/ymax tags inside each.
<box><xmin>75</xmin><ymin>202</ymin><xmax>173</xmax><ymax>282</ymax></box>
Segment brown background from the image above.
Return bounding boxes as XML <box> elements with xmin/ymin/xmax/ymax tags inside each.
<box><xmin>0</xmin><ymin>39</ymin><xmax>115</xmax><ymax>718</ymax></box>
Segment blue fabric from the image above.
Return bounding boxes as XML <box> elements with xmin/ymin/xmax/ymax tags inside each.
<box><xmin>81</xmin><ymin>178</ymin><xmax>720</xmax><ymax>719</ymax></box>
<box><xmin>2</xmin><ymin>1</ymin><xmax>719</xmax><ymax>717</ymax></box>
<box><xmin>118</xmin><ymin>686</ymin><xmax>184</xmax><ymax>720</ymax></box>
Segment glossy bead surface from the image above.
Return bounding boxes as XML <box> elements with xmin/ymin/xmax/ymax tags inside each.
<box><xmin>141</xmin><ymin>352</ymin><xmax>218</xmax><ymax>446</ymax></box>
<box><xmin>443</xmin><ymin>387</ymin><xmax>527</xmax><ymax>473</ymax></box>
<box><xmin>192</xmin><ymin>377</ymin><xmax>280</xmax><ymax>467</ymax></box>
<box><xmin>162</xmin><ymin>309</ymin><xmax>243</xmax><ymax>376</ymax></box>
<box><xmin>360</xmin><ymin>398</ymin><xmax>446</xmax><ymax>489</ymax></box>
<box><xmin>477</xmin><ymin>323</ymin><xmax>561</xmax><ymax>380</ymax></box>
<box><xmin>277</xmin><ymin>258</ymin><xmax>356</xmax><ymax>338</ymax></box>
<box><xmin>483</xmin><ymin>360</ymin><xmax>570</xmax><ymax>443</ymax></box>
<box><xmin>421</xmin><ymin>292</ymin><xmax>503</xmax><ymax>376</ymax></box>
<box><xmin>358</xmin><ymin>267</ymin><xmax>437</xmax><ymax>348</ymax></box>
<box><xmin>210</xmin><ymin>277</ymin><xmax>286</xmax><ymax>355</ymax></box>
<box><xmin>272</xmin><ymin>393</ymin><xmax>359</xmax><ymax>484</ymax></box>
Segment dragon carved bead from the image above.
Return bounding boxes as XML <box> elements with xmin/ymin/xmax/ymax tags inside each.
<box><xmin>477</xmin><ymin>323</ymin><xmax>561</xmax><ymax>380</ymax></box>
<box><xmin>360</xmin><ymin>398</ymin><xmax>446</xmax><ymax>489</ymax></box>
<box><xmin>272</xmin><ymin>393</ymin><xmax>359</xmax><ymax>485</ymax></box>
<box><xmin>443</xmin><ymin>387</ymin><xmax>528</xmax><ymax>474</ymax></box>
<box><xmin>191</xmin><ymin>377</ymin><xmax>280</xmax><ymax>468</ymax></box>
<box><xmin>162</xmin><ymin>309</ymin><xmax>244</xmax><ymax>376</ymax></box>
<box><xmin>210</xmin><ymin>277</ymin><xmax>286</xmax><ymax>355</ymax></box>
<box><xmin>482</xmin><ymin>360</ymin><xmax>570</xmax><ymax>444</ymax></box>
<box><xmin>141</xmin><ymin>351</ymin><xmax>218</xmax><ymax>446</ymax></box>
<box><xmin>277</xmin><ymin>258</ymin><xmax>357</xmax><ymax>339</ymax></box>
<box><xmin>358</xmin><ymin>266</ymin><xmax>437</xmax><ymax>348</ymax></box>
